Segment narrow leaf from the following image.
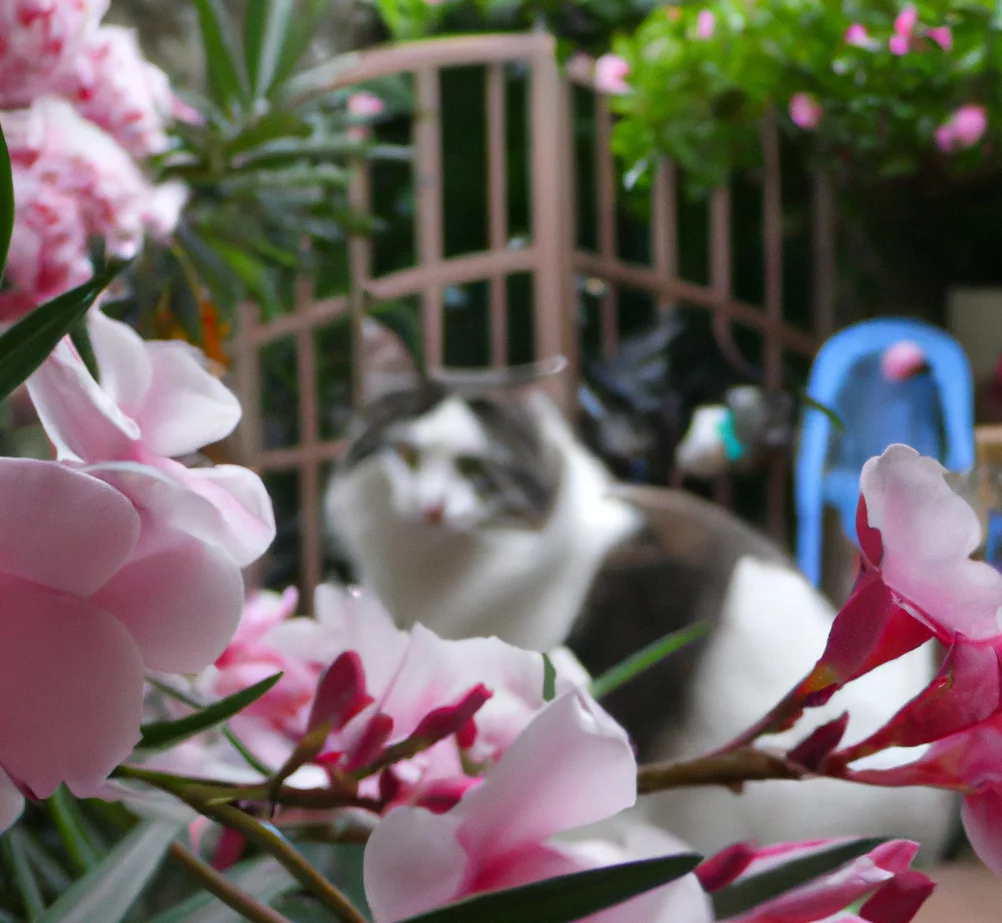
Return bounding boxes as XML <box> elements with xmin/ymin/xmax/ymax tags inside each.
<box><xmin>0</xmin><ymin>260</ymin><xmax>126</xmax><ymax>403</ymax></box>
<box><xmin>192</xmin><ymin>0</ymin><xmax>247</xmax><ymax>112</ymax></box>
<box><xmin>271</xmin><ymin>0</ymin><xmax>332</xmax><ymax>89</ymax></box>
<box><xmin>542</xmin><ymin>653</ymin><xmax>557</xmax><ymax>702</ymax></box>
<box><xmin>136</xmin><ymin>672</ymin><xmax>283</xmax><ymax>752</ymax></box>
<box><xmin>398</xmin><ymin>853</ymin><xmax>702</xmax><ymax>923</ymax></box>
<box><xmin>244</xmin><ymin>0</ymin><xmax>296</xmax><ymax>98</ymax></box>
<box><xmin>710</xmin><ymin>838</ymin><xmax>886</xmax><ymax>920</ymax></box>
<box><xmin>0</xmin><ymin>120</ymin><xmax>13</xmax><ymax>275</ymax></box>
<box><xmin>589</xmin><ymin>622</ymin><xmax>711</xmax><ymax>700</ymax></box>
<box><xmin>2</xmin><ymin>828</ymin><xmax>46</xmax><ymax>919</ymax></box>
<box><xmin>46</xmin><ymin>786</ymin><xmax>102</xmax><ymax>874</ymax></box>
<box><xmin>800</xmin><ymin>392</ymin><xmax>845</xmax><ymax>432</ymax></box>
<box><xmin>36</xmin><ymin>820</ymin><xmax>182</xmax><ymax>923</ymax></box>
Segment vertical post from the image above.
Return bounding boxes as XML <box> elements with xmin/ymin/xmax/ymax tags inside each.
<box><xmin>295</xmin><ymin>280</ymin><xmax>322</xmax><ymax>607</ymax></box>
<box><xmin>762</xmin><ymin>109</ymin><xmax>788</xmax><ymax>544</ymax></box>
<box><xmin>486</xmin><ymin>63</ymin><xmax>509</xmax><ymax>367</ymax></box>
<box><xmin>651</xmin><ymin>158</ymin><xmax>678</xmax><ymax>320</ymax></box>
<box><xmin>349</xmin><ymin>157</ymin><xmax>372</xmax><ymax>408</ymax></box>
<box><xmin>595</xmin><ymin>93</ymin><xmax>619</xmax><ymax>359</ymax></box>
<box><xmin>812</xmin><ymin>169</ymin><xmax>837</xmax><ymax>339</ymax></box>
<box><xmin>415</xmin><ymin>66</ymin><xmax>445</xmax><ymax>369</ymax></box>
<box><xmin>233</xmin><ymin>302</ymin><xmax>262</xmax><ymax>468</ymax></box>
<box><xmin>530</xmin><ymin>37</ymin><xmax>574</xmax><ymax>410</ymax></box>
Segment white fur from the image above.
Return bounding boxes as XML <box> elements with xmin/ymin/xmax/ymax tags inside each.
<box><xmin>643</xmin><ymin>556</ymin><xmax>957</xmax><ymax>856</ymax></box>
<box><xmin>674</xmin><ymin>405</ymin><xmax>730</xmax><ymax>479</ymax></box>
<box><xmin>325</xmin><ymin>395</ymin><xmax>642</xmax><ymax>650</ymax></box>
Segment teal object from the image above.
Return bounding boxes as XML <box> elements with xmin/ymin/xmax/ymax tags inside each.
<box><xmin>718</xmin><ymin>411</ymin><xmax>746</xmax><ymax>461</ymax></box>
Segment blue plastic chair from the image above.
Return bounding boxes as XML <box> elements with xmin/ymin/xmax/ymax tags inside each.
<box><xmin>796</xmin><ymin>318</ymin><xmax>975</xmax><ymax>587</ymax></box>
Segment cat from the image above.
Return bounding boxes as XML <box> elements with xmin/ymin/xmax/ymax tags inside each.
<box><xmin>323</xmin><ymin>374</ymin><xmax>958</xmax><ymax>858</ymax></box>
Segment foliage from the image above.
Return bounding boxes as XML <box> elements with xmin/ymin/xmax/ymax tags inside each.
<box><xmin>609</xmin><ymin>1</ymin><xmax>1002</xmax><ymax>195</ymax></box>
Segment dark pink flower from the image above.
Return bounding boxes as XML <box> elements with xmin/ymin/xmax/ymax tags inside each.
<box><xmin>926</xmin><ymin>25</ymin><xmax>953</xmax><ymax>52</ymax></box>
<box><xmin>789</xmin><ymin>93</ymin><xmax>822</xmax><ymax>130</ymax></box>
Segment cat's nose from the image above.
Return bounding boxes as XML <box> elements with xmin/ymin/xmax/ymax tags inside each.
<box><xmin>423</xmin><ymin>502</ymin><xmax>446</xmax><ymax>526</ymax></box>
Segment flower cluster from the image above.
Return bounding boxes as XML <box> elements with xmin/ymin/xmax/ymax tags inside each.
<box><xmin>0</xmin><ymin>307</ymin><xmax>274</xmax><ymax>827</ymax></box>
<box><xmin>610</xmin><ymin>1</ymin><xmax>996</xmax><ymax>194</ymax></box>
<box><xmin>0</xmin><ymin>0</ymin><xmax>187</xmax><ymax>321</ymax></box>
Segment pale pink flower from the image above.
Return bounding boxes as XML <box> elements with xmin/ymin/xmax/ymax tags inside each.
<box><xmin>857</xmin><ymin>445</ymin><xmax>1002</xmax><ymax>644</ymax></box>
<box><xmin>880</xmin><ymin>340</ymin><xmax>927</xmax><ymax>381</ymax></box>
<box><xmin>27</xmin><ymin>307</ymin><xmax>276</xmax><ymax>571</ymax></box>
<box><xmin>0</xmin><ymin>0</ymin><xmax>109</xmax><ymax>107</ymax></box>
<box><xmin>142</xmin><ymin>180</ymin><xmax>189</xmax><ymax>241</ymax></box>
<box><xmin>888</xmin><ymin>34</ymin><xmax>910</xmax><ymax>55</ymax></box>
<box><xmin>0</xmin><ymin>98</ymin><xmax>186</xmax><ymax>318</ymax></box>
<box><xmin>695</xmin><ymin>8</ymin><xmax>715</xmax><ymax>39</ymax></box>
<box><xmin>362</xmin><ymin>691</ymin><xmax>709</xmax><ymax>923</ymax></box>
<box><xmin>348</xmin><ymin>91</ymin><xmax>385</xmax><ymax>118</ymax></box>
<box><xmin>54</xmin><ymin>25</ymin><xmax>174</xmax><ymax>158</ymax></box>
<box><xmin>894</xmin><ymin>5</ymin><xmax>918</xmax><ymax>38</ymax></box>
<box><xmin>594</xmin><ymin>54</ymin><xmax>630</xmax><ymax>95</ymax></box>
<box><xmin>934</xmin><ymin>121</ymin><xmax>956</xmax><ymax>152</ymax></box>
<box><xmin>952</xmin><ymin>104</ymin><xmax>988</xmax><ymax>147</ymax></box>
<box><xmin>926</xmin><ymin>25</ymin><xmax>953</xmax><ymax>51</ymax></box>
<box><xmin>844</xmin><ymin>24</ymin><xmax>877</xmax><ymax>50</ymax></box>
<box><xmin>789</xmin><ymin>92</ymin><xmax>822</xmax><ymax>130</ymax></box>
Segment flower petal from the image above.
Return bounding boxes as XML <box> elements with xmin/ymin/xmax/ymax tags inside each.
<box><xmin>177</xmin><ymin>464</ymin><xmax>276</xmax><ymax>565</ymax></box>
<box><xmin>87</xmin><ymin>307</ymin><xmax>153</xmax><ymax>420</ymax></box>
<box><xmin>0</xmin><ymin>768</ymin><xmax>25</xmax><ymax>833</ymax></box>
<box><xmin>457</xmin><ymin>691</ymin><xmax>636</xmax><ymax>858</ymax></box>
<box><xmin>92</xmin><ymin>526</ymin><xmax>244</xmax><ymax>673</ymax></box>
<box><xmin>0</xmin><ymin>458</ymin><xmax>139</xmax><ymax>595</ymax></box>
<box><xmin>961</xmin><ymin>790</ymin><xmax>1002</xmax><ymax>876</ymax></box>
<box><xmin>27</xmin><ymin>337</ymin><xmax>139</xmax><ymax>462</ymax></box>
<box><xmin>363</xmin><ymin>807</ymin><xmax>467</xmax><ymax>923</ymax></box>
<box><xmin>140</xmin><ymin>339</ymin><xmax>241</xmax><ymax>457</ymax></box>
<box><xmin>0</xmin><ymin>576</ymin><xmax>144</xmax><ymax>798</ymax></box>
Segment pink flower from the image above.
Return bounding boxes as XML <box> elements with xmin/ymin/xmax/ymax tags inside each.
<box><xmin>789</xmin><ymin>92</ymin><xmax>822</xmax><ymax>130</ymax></box>
<box><xmin>894</xmin><ymin>6</ymin><xmax>918</xmax><ymax>38</ymax></box>
<box><xmin>0</xmin><ymin>0</ymin><xmax>109</xmax><ymax>107</ymax></box>
<box><xmin>347</xmin><ymin>91</ymin><xmax>384</xmax><ymax>141</ymax></box>
<box><xmin>880</xmin><ymin>340</ymin><xmax>927</xmax><ymax>381</ymax></box>
<box><xmin>594</xmin><ymin>54</ymin><xmax>630</xmax><ymax>95</ymax></box>
<box><xmin>695</xmin><ymin>9</ymin><xmax>715</xmax><ymax>39</ymax></box>
<box><xmin>54</xmin><ymin>25</ymin><xmax>174</xmax><ymax>158</ymax></box>
<box><xmin>0</xmin><ymin>98</ymin><xmax>186</xmax><ymax>319</ymax></box>
<box><xmin>844</xmin><ymin>24</ymin><xmax>877</xmax><ymax>50</ymax></box>
<box><xmin>706</xmin><ymin>838</ymin><xmax>933</xmax><ymax>922</ymax></box>
<box><xmin>927</xmin><ymin>25</ymin><xmax>953</xmax><ymax>52</ymax></box>
<box><xmin>950</xmin><ymin>104</ymin><xmax>988</xmax><ymax>148</ymax></box>
<box><xmin>888</xmin><ymin>34</ymin><xmax>910</xmax><ymax>55</ymax></box>
<box><xmin>363</xmin><ymin>691</ymin><xmax>710</xmax><ymax>923</ymax></box>
<box><xmin>0</xmin><ymin>457</ymin><xmax>146</xmax><ymax>827</ymax></box>
<box><xmin>27</xmin><ymin>308</ymin><xmax>276</xmax><ymax>571</ymax></box>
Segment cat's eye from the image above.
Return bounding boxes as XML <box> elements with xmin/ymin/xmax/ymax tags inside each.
<box><xmin>455</xmin><ymin>455</ymin><xmax>487</xmax><ymax>479</ymax></box>
<box><xmin>394</xmin><ymin>441</ymin><xmax>420</xmax><ymax>469</ymax></box>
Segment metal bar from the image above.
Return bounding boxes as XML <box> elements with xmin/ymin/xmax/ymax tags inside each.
<box><xmin>415</xmin><ymin>66</ymin><xmax>445</xmax><ymax>369</ymax></box>
<box><xmin>651</xmin><ymin>158</ymin><xmax>678</xmax><ymax>319</ymax></box>
<box><xmin>530</xmin><ymin>42</ymin><xmax>574</xmax><ymax>409</ymax></box>
<box><xmin>487</xmin><ymin>62</ymin><xmax>509</xmax><ymax>367</ymax></box>
<box><xmin>595</xmin><ymin>93</ymin><xmax>619</xmax><ymax>358</ymax></box>
<box><xmin>572</xmin><ymin>251</ymin><xmax>816</xmax><ymax>355</ymax></box>
<box><xmin>812</xmin><ymin>169</ymin><xmax>837</xmax><ymax>338</ymax></box>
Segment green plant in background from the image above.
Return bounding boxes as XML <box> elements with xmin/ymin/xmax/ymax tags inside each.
<box><xmin>609</xmin><ymin>1</ymin><xmax>1002</xmax><ymax>196</ymax></box>
<box><xmin>116</xmin><ymin>0</ymin><xmax>412</xmax><ymax>351</ymax></box>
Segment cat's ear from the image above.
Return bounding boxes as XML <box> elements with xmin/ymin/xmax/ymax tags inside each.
<box><xmin>358</xmin><ymin>318</ymin><xmax>423</xmax><ymax>406</ymax></box>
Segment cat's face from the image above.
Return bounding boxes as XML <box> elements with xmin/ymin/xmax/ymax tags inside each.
<box><xmin>337</xmin><ymin>387</ymin><xmax>562</xmax><ymax>534</ymax></box>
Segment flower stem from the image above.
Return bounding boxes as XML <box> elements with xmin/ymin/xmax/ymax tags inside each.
<box><xmin>637</xmin><ymin>747</ymin><xmax>806</xmax><ymax>794</ymax></box>
<box><xmin>168</xmin><ymin>842</ymin><xmax>293</xmax><ymax>923</ymax></box>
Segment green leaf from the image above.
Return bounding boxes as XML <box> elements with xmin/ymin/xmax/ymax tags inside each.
<box><xmin>800</xmin><ymin>392</ymin><xmax>845</xmax><ymax>432</ymax></box>
<box><xmin>542</xmin><ymin>653</ymin><xmax>557</xmax><ymax>702</ymax></box>
<box><xmin>47</xmin><ymin>786</ymin><xmax>102</xmax><ymax>874</ymax></box>
<box><xmin>35</xmin><ymin>820</ymin><xmax>182</xmax><ymax>923</ymax></box>
<box><xmin>147</xmin><ymin>856</ymin><xmax>295</xmax><ymax>923</ymax></box>
<box><xmin>136</xmin><ymin>672</ymin><xmax>283</xmax><ymax>752</ymax></box>
<box><xmin>398</xmin><ymin>853</ymin><xmax>702</xmax><ymax>923</ymax></box>
<box><xmin>589</xmin><ymin>622</ymin><xmax>711</xmax><ymax>700</ymax></box>
<box><xmin>244</xmin><ymin>0</ymin><xmax>296</xmax><ymax>98</ymax></box>
<box><xmin>710</xmin><ymin>837</ymin><xmax>886</xmax><ymax>919</ymax></box>
<box><xmin>0</xmin><ymin>120</ymin><xmax>13</xmax><ymax>276</ymax></box>
<box><xmin>192</xmin><ymin>0</ymin><xmax>247</xmax><ymax>113</ymax></box>
<box><xmin>0</xmin><ymin>260</ymin><xmax>126</xmax><ymax>403</ymax></box>
<box><xmin>2</xmin><ymin>827</ymin><xmax>46</xmax><ymax>919</ymax></box>
<box><xmin>271</xmin><ymin>0</ymin><xmax>333</xmax><ymax>90</ymax></box>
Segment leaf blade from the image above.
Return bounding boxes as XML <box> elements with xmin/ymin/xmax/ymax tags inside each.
<box><xmin>136</xmin><ymin>672</ymin><xmax>283</xmax><ymax>752</ymax></box>
<box><xmin>35</xmin><ymin>820</ymin><xmax>182</xmax><ymax>923</ymax></box>
<box><xmin>0</xmin><ymin>119</ymin><xmax>13</xmax><ymax>275</ymax></box>
<box><xmin>244</xmin><ymin>0</ymin><xmax>296</xmax><ymax>98</ymax></box>
<box><xmin>192</xmin><ymin>0</ymin><xmax>247</xmax><ymax>113</ymax></box>
<box><xmin>0</xmin><ymin>260</ymin><xmax>126</xmax><ymax>403</ymax></box>
<box><xmin>589</xmin><ymin>622</ymin><xmax>712</xmax><ymax>700</ymax></box>
<box><xmin>398</xmin><ymin>853</ymin><xmax>702</xmax><ymax>923</ymax></box>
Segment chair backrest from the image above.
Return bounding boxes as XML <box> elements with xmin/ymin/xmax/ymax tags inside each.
<box><xmin>795</xmin><ymin>318</ymin><xmax>975</xmax><ymax>586</ymax></box>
